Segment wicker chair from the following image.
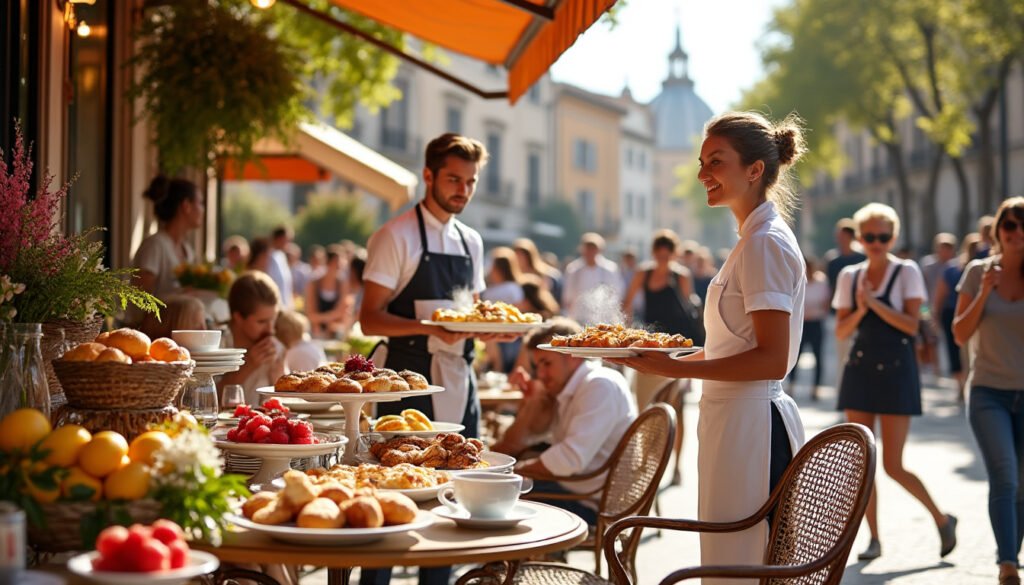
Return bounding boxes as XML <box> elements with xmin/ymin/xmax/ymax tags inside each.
<box><xmin>603</xmin><ymin>422</ymin><xmax>876</xmax><ymax>585</ymax></box>
<box><xmin>521</xmin><ymin>403</ymin><xmax>676</xmax><ymax>579</ymax></box>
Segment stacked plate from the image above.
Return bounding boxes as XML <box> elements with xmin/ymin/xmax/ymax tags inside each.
<box><xmin>191</xmin><ymin>348</ymin><xmax>246</xmax><ymax>374</ymax></box>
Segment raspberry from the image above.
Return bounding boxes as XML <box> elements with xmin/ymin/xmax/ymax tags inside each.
<box><xmin>226</xmin><ymin>428</ymin><xmax>239</xmax><ymax>441</ymax></box>
<box><xmin>252</xmin><ymin>425</ymin><xmax>272</xmax><ymax>442</ymax></box>
<box><xmin>289</xmin><ymin>422</ymin><xmax>313</xmax><ymax>438</ymax></box>
<box><xmin>246</xmin><ymin>415</ymin><xmax>271</xmax><ymax>432</ymax></box>
<box><xmin>344</xmin><ymin>355</ymin><xmax>375</xmax><ymax>374</ymax></box>
<box><xmin>236</xmin><ymin>429</ymin><xmax>252</xmax><ymax>443</ymax></box>
<box><xmin>263</xmin><ymin>398</ymin><xmax>284</xmax><ymax>411</ymax></box>
<box><xmin>237</xmin><ymin>416</ymin><xmax>250</xmax><ymax>430</ymax></box>
<box><xmin>233</xmin><ymin>404</ymin><xmax>251</xmax><ymax>417</ymax></box>
<box><xmin>270</xmin><ymin>430</ymin><xmax>290</xmax><ymax>444</ymax></box>
<box><xmin>271</xmin><ymin>416</ymin><xmax>289</xmax><ymax>429</ymax></box>
<box><xmin>292</xmin><ymin>436</ymin><xmax>314</xmax><ymax>445</ymax></box>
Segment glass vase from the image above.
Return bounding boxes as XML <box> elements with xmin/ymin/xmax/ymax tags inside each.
<box><xmin>10</xmin><ymin>323</ymin><xmax>51</xmax><ymax>419</ymax></box>
<box><xmin>0</xmin><ymin>322</ymin><xmax>20</xmax><ymax>420</ymax></box>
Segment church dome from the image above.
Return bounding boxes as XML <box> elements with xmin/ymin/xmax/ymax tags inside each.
<box><xmin>649</xmin><ymin>25</ymin><xmax>714</xmax><ymax>151</ymax></box>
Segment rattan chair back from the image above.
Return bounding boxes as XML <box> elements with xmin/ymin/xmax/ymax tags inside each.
<box><xmin>762</xmin><ymin>423</ymin><xmax>875</xmax><ymax>585</ymax></box>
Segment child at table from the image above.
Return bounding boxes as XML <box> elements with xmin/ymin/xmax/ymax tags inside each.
<box><xmin>275</xmin><ymin>309</ymin><xmax>327</xmax><ymax>372</ymax></box>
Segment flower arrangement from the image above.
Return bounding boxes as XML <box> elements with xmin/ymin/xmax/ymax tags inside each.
<box><xmin>0</xmin><ymin>276</ymin><xmax>26</xmax><ymax>322</ymax></box>
<box><xmin>0</xmin><ymin>123</ymin><xmax>162</xmax><ymax>323</ymax></box>
<box><xmin>173</xmin><ymin>262</ymin><xmax>235</xmax><ymax>298</ymax></box>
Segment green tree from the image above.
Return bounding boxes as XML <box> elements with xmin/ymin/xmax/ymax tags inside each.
<box><xmin>221</xmin><ymin>187</ymin><xmax>292</xmax><ymax>243</ymax></box>
<box><xmin>293</xmin><ymin>192</ymin><xmax>376</xmax><ymax>250</ymax></box>
<box><xmin>529</xmin><ymin>199</ymin><xmax>584</xmax><ymax>260</ymax></box>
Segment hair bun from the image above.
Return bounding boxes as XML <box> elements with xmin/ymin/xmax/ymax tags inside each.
<box><xmin>773</xmin><ymin>126</ymin><xmax>805</xmax><ymax>166</ymax></box>
<box><xmin>144</xmin><ymin>175</ymin><xmax>170</xmax><ymax>203</ymax></box>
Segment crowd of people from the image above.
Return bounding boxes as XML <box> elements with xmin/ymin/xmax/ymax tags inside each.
<box><xmin>128</xmin><ymin>120</ymin><xmax>1024</xmax><ymax>584</ymax></box>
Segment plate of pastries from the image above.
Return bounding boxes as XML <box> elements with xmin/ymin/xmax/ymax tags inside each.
<box><xmin>231</xmin><ymin>470</ymin><xmax>433</xmax><ymax>545</ymax></box>
<box><xmin>274</xmin><ymin>463</ymin><xmax>452</xmax><ymax>502</ymax></box>
<box><xmin>539</xmin><ymin>324</ymin><xmax>699</xmax><ymax>358</ymax></box>
<box><xmin>422</xmin><ymin>300</ymin><xmax>543</xmax><ymax>333</ymax></box>
<box><xmin>369</xmin><ymin>409</ymin><xmax>466</xmax><ymax>439</ymax></box>
<box><xmin>263</xmin><ymin>356</ymin><xmax>441</xmax><ymax>402</ymax></box>
<box><xmin>367</xmin><ymin>433</ymin><xmax>515</xmax><ymax>473</ymax></box>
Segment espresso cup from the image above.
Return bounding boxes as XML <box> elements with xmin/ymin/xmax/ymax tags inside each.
<box><xmin>437</xmin><ymin>472</ymin><xmax>530</xmax><ymax>519</ymax></box>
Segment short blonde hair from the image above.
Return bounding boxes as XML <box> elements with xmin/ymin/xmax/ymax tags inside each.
<box><xmin>853</xmin><ymin>203</ymin><xmax>901</xmax><ymax>240</ymax></box>
<box><xmin>274</xmin><ymin>309</ymin><xmax>310</xmax><ymax>347</ymax></box>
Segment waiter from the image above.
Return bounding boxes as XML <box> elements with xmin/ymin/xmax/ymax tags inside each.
<box><xmin>361</xmin><ymin>132</ymin><xmax>492</xmax><ymax>438</ymax></box>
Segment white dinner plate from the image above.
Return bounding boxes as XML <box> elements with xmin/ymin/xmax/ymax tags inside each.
<box><xmin>275</xmin><ymin>398</ymin><xmax>342</xmax><ymax>414</ymax></box>
<box><xmin>193</xmin><ymin>365</ymin><xmax>240</xmax><ymax>374</ymax></box>
<box><xmin>433</xmin><ymin>503</ymin><xmax>537</xmax><ymax>530</ymax></box>
<box><xmin>366</xmin><ymin>421</ymin><xmax>465</xmax><ymax>439</ymax></box>
<box><xmin>537</xmin><ymin>344</ymin><xmax>702</xmax><ymax>358</ymax></box>
<box><xmin>256</xmin><ymin>385</ymin><xmax>444</xmax><ymax>403</ymax></box>
<box><xmin>189</xmin><ymin>348</ymin><xmax>246</xmax><ymax>358</ymax></box>
<box><xmin>420</xmin><ymin>320</ymin><xmax>541</xmax><ymax>334</ymax></box>
<box><xmin>228</xmin><ymin>510</ymin><xmax>434</xmax><ymax>545</ymax></box>
<box><xmin>67</xmin><ymin>550</ymin><xmax>220</xmax><ymax>585</ymax></box>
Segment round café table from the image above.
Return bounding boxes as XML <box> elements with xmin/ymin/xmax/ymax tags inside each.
<box><xmin>193</xmin><ymin>501</ymin><xmax>587</xmax><ymax>585</ymax></box>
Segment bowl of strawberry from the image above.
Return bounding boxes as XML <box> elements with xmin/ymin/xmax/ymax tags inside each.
<box><xmin>67</xmin><ymin>520</ymin><xmax>219</xmax><ymax>584</ymax></box>
<box><xmin>225</xmin><ymin>412</ymin><xmax>320</xmax><ymax>445</ymax></box>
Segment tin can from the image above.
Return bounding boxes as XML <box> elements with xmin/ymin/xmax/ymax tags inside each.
<box><xmin>0</xmin><ymin>501</ymin><xmax>25</xmax><ymax>584</ymax></box>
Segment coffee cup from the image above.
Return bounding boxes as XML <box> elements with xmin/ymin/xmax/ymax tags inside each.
<box><xmin>437</xmin><ymin>472</ymin><xmax>531</xmax><ymax>519</ymax></box>
<box><xmin>172</xmin><ymin>330</ymin><xmax>222</xmax><ymax>352</ymax></box>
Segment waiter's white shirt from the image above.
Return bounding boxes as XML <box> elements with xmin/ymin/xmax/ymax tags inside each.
<box><xmin>364</xmin><ymin>203</ymin><xmax>486</xmax><ymax>300</ymax></box>
<box><xmin>539</xmin><ymin>360</ymin><xmax>638</xmax><ymax>499</ymax></box>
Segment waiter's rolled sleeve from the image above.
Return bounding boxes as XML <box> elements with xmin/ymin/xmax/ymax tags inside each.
<box><xmin>740</xmin><ymin>232</ymin><xmax>801</xmax><ymax>315</ymax></box>
<box><xmin>538</xmin><ymin>380</ymin><xmax>625</xmax><ymax>477</ymax></box>
<box><xmin>363</xmin><ymin>229</ymin><xmax>402</xmax><ymax>291</ymax></box>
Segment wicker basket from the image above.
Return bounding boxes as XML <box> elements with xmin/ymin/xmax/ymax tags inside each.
<box><xmin>28</xmin><ymin>499</ymin><xmax>162</xmax><ymax>552</ymax></box>
<box><xmin>41</xmin><ymin>316</ymin><xmax>104</xmax><ymax>400</ymax></box>
<box><xmin>53</xmin><ymin>405</ymin><xmax>179</xmax><ymax>442</ymax></box>
<box><xmin>52</xmin><ymin>360</ymin><xmax>194</xmax><ymax>410</ymax></box>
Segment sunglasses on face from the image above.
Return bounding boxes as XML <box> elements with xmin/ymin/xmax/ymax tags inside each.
<box><xmin>861</xmin><ymin>233</ymin><xmax>893</xmax><ymax>244</ymax></box>
<box><xmin>1000</xmin><ymin>219</ymin><xmax>1023</xmax><ymax>233</ymax></box>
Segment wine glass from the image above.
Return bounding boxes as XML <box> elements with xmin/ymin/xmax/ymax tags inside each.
<box><xmin>220</xmin><ymin>384</ymin><xmax>245</xmax><ymax>412</ymax></box>
<box><xmin>181</xmin><ymin>373</ymin><xmax>218</xmax><ymax>428</ymax></box>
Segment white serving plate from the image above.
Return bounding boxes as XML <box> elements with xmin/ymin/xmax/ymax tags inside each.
<box><xmin>67</xmin><ymin>550</ymin><xmax>219</xmax><ymax>585</ymax></box>
<box><xmin>420</xmin><ymin>320</ymin><xmax>541</xmax><ymax>333</ymax></box>
<box><xmin>189</xmin><ymin>348</ymin><xmax>246</xmax><ymax>358</ymax></box>
<box><xmin>366</xmin><ymin>421</ymin><xmax>465</xmax><ymax>439</ymax></box>
<box><xmin>269</xmin><ymin>476</ymin><xmax>452</xmax><ymax>503</ymax></box>
<box><xmin>256</xmin><ymin>385</ymin><xmax>444</xmax><ymax>403</ymax></box>
<box><xmin>275</xmin><ymin>398</ymin><xmax>343</xmax><ymax>413</ymax></box>
<box><xmin>537</xmin><ymin>343</ymin><xmax>701</xmax><ymax>358</ymax></box>
<box><xmin>434</xmin><ymin>503</ymin><xmax>537</xmax><ymax>530</ymax></box>
<box><xmin>360</xmin><ymin>450</ymin><xmax>516</xmax><ymax>475</ymax></box>
<box><xmin>213</xmin><ymin>432</ymin><xmax>345</xmax><ymax>458</ymax></box>
<box><xmin>228</xmin><ymin>510</ymin><xmax>434</xmax><ymax>545</ymax></box>
<box><xmin>192</xmin><ymin>357</ymin><xmax>245</xmax><ymax>365</ymax></box>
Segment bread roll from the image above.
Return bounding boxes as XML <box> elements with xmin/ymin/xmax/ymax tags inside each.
<box><xmin>281</xmin><ymin>469</ymin><xmax>319</xmax><ymax>510</ymax></box>
<box><xmin>375</xmin><ymin>492</ymin><xmax>418</xmax><ymax>525</ymax></box>
<box><xmin>252</xmin><ymin>496</ymin><xmax>294</xmax><ymax>525</ymax></box>
<box><xmin>339</xmin><ymin>496</ymin><xmax>384</xmax><ymax>528</ymax></box>
<box><xmin>364</xmin><ymin>376</ymin><xmax>393</xmax><ymax>393</ymax></box>
<box><xmin>399</xmin><ymin>371</ymin><xmax>429</xmax><ymax>390</ymax></box>
<box><xmin>316</xmin><ymin>481</ymin><xmax>354</xmax><ymax>505</ymax></box>
<box><xmin>163</xmin><ymin>347</ymin><xmax>191</xmax><ymax>363</ymax></box>
<box><xmin>104</xmin><ymin>328</ymin><xmax>151</xmax><ymax>359</ymax></box>
<box><xmin>148</xmin><ymin>337</ymin><xmax>180</xmax><ymax>361</ymax></box>
<box><xmin>326</xmin><ymin>378</ymin><xmax>362</xmax><ymax>394</ymax></box>
<box><xmin>297</xmin><ymin>497</ymin><xmax>344</xmax><ymax>529</ymax></box>
<box><xmin>95</xmin><ymin>347</ymin><xmax>132</xmax><ymax>364</ymax></box>
<box><xmin>298</xmin><ymin>373</ymin><xmax>334</xmax><ymax>393</ymax></box>
<box><xmin>275</xmin><ymin>374</ymin><xmax>304</xmax><ymax>392</ymax></box>
<box><xmin>62</xmin><ymin>342</ymin><xmax>106</xmax><ymax>362</ymax></box>
<box><xmin>242</xmin><ymin>491</ymin><xmax>278</xmax><ymax>519</ymax></box>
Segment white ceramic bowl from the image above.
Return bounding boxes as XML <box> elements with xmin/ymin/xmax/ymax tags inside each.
<box><xmin>172</xmin><ymin>330</ymin><xmax>222</xmax><ymax>352</ymax></box>
<box><xmin>67</xmin><ymin>550</ymin><xmax>220</xmax><ymax>585</ymax></box>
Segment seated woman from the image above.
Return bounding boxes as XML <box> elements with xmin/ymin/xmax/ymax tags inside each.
<box><xmin>139</xmin><ymin>294</ymin><xmax>208</xmax><ymax>341</ymax></box>
<box><xmin>305</xmin><ymin>245</ymin><xmax>348</xmax><ymax>338</ymax></box>
<box><xmin>275</xmin><ymin>309</ymin><xmax>327</xmax><ymax>372</ymax></box>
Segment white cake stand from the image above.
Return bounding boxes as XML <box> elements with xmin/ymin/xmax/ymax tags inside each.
<box><xmin>213</xmin><ymin>432</ymin><xmax>347</xmax><ymax>485</ymax></box>
<box><xmin>255</xmin><ymin>386</ymin><xmax>444</xmax><ymax>464</ymax></box>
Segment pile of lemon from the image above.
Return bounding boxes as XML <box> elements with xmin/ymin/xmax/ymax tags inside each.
<box><xmin>0</xmin><ymin>408</ymin><xmax>173</xmax><ymax>504</ymax></box>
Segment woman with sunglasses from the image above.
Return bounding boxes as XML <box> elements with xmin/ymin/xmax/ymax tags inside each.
<box><xmin>834</xmin><ymin>202</ymin><xmax>956</xmax><ymax>561</ymax></box>
<box><xmin>953</xmin><ymin>197</ymin><xmax>1024</xmax><ymax>585</ymax></box>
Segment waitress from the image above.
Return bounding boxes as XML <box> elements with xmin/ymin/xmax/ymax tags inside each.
<box><xmin>614</xmin><ymin>111</ymin><xmax>807</xmax><ymax>584</ymax></box>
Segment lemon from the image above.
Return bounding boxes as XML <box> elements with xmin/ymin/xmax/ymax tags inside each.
<box><xmin>39</xmin><ymin>425</ymin><xmax>92</xmax><ymax>467</ymax></box>
<box><xmin>128</xmin><ymin>431</ymin><xmax>172</xmax><ymax>466</ymax></box>
<box><xmin>0</xmin><ymin>408</ymin><xmax>52</xmax><ymax>452</ymax></box>
<box><xmin>21</xmin><ymin>461</ymin><xmax>60</xmax><ymax>504</ymax></box>
<box><xmin>104</xmin><ymin>462</ymin><xmax>151</xmax><ymax>501</ymax></box>
<box><xmin>78</xmin><ymin>431</ymin><xmax>129</xmax><ymax>478</ymax></box>
<box><xmin>62</xmin><ymin>466</ymin><xmax>102</xmax><ymax>502</ymax></box>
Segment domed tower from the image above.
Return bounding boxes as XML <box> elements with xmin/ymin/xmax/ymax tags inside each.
<box><xmin>649</xmin><ymin>23</ymin><xmax>714</xmax><ymax>239</ymax></box>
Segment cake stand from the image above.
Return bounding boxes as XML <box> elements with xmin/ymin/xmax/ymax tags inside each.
<box><xmin>213</xmin><ymin>432</ymin><xmax>347</xmax><ymax>485</ymax></box>
<box><xmin>255</xmin><ymin>386</ymin><xmax>443</xmax><ymax>464</ymax></box>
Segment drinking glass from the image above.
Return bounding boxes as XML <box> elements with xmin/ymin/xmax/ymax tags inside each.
<box><xmin>181</xmin><ymin>373</ymin><xmax>218</xmax><ymax>428</ymax></box>
<box><xmin>220</xmin><ymin>384</ymin><xmax>245</xmax><ymax>411</ymax></box>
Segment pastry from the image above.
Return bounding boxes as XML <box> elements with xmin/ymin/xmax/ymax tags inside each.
<box><xmin>431</xmin><ymin>300</ymin><xmax>541</xmax><ymax>324</ymax></box>
<box><xmin>364</xmin><ymin>376</ymin><xmax>393</xmax><ymax>393</ymax></box>
<box><xmin>148</xmin><ymin>337</ymin><xmax>180</xmax><ymax>361</ymax></box>
<box><xmin>297</xmin><ymin>497</ymin><xmax>344</xmax><ymax>529</ymax></box>
<box><xmin>281</xmin><ymin>469</ymin><xmax>319</xmax><ymax>510</ymax></box>
<box><xmin>399</xmin><ymin>370</ymin><xmax>429</xmax><ymax>390</ymax></box>
<box><xmin>241</xmin><ymin>491</ymin><xmax>277</xmax><ymax>519</ymax></box>
<box><xmin>387</xmin><ymin>376</ymin><xmax>410</xmax><ymax>392</ymax></box>
<box><xmin>62</xmin><ymin>342</ymin><xmax>106</xmax><ymax>362</ymax></box>
<box><xmin>298</xmin><ymin>373</ymin><xmax>334</xmax><ymax>393</ymax></box>
<box><xmin>252</xmin><ymin>496</ymin><xmax>293</xmax><ymax>525</ymax></box>
<box><xmin>339</xmin><ymin>496</ymin><xmax>384</xmax><ymax>528</ymax></box>
<box><xmin>275</xmin><ymin>374</ymin><xmax>305</xmax><ymax>392</ymax></box>
<box><xmin>316</xmin><ymin>481</ymin><xmax>354</xmax><ymax>505</ymax></box>
<box><xmin>326</xmin><ymin>378</ymin><xmax>362</xmax><ymax>394</ymax></box>
<box><xmin>104</xmin><ymin>328</ymin><xmax>152</xmax><ymax>360</ymax></box>
<box><xmin>349</xmin><ymin>371</ymin><xmax>374</xmax><ymax>388</ymax></box>
<box><xmin>95</xmin><ymin>347</ymin><xmax>132</xmax><ymax>364</ymax></box>
<box><xmin>315</xmin><ymin>362</ymin><xmax>346</xmax><ymax>376</ymax></box>
<box><xmin>375</xmin><ymin>492</ymin><xmax>417</xmax><ymax>525</ymax></box>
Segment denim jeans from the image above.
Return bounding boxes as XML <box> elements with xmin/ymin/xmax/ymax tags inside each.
<box><xmin>969</xmin><ymin>385</ymin><xmax>1024</xmax><ymax>564</ymax></box>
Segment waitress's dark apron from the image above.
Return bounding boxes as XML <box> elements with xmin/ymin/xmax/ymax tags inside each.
<box><xmin>374</xmin><ymin>205</ymin><xmax>480</xmax><ymax>437</ymax></box>
<box><xmin>837</xmin><ymin>264</ymin><xmax>922</xmax><ymax>415</ymax></box>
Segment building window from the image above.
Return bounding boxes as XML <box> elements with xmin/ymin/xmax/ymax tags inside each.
<box><xmin>625</xmin><ymin>192</ymin><xmax>634</xmax><ymax>218</ymax></box>
<box><xmin>577</xmin><ymin>189</ymin><xmax>595</xmax><ymax>227</ymax></box>
<box><xmin>527</xmin><ymin>84</ymin><xmax>541</xmax><ymax>104</ymax></box>
<box><xmin>638</xmin><ymin>150</ymin><xmax>646</xmax><ymax>171</ymax></box>
<box><xmin>445</xmin><ymin>104</ymin><xmax>462</xmax><ymax>134</ymax></box>
<box><xmin>637</xmin><ymin>195</ymin><xmax>646</xmax><ymax>220</ymax></box>
<box><xmin>526</xmin><ymin>152</ymin><xmax>541</xmax><ymax>206</ymax></box>
<box><xmin>573</xmin><ymin>139</ymin><xmax>597</xmax><ymax>172</ymax></box>
<box><xmin>485</xmin><ymin>130</ymin><xmax>502</xmax><ymax>195</ymax></box>
<box><xmin>381</xmin><ymin>78</ymin><xmax>409</xmax><ymax>150</ymax></box>
<box><xmin>625</xmin><ymin>147</ymin><xmax>633</xmax><ymax>168</ymax></box>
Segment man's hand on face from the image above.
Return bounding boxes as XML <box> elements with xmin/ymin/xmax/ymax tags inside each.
<box><xmin>250</xmin><ymin>335</ymin><xmax>278</xmax><ymax>363</ymax></box>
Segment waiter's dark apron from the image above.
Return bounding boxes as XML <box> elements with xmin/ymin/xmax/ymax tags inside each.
<box><xmin>837</xmin><ymin>264</ymin><xmax>922</xmax><ymax>415</ymax></box>
<box><xmin>374</xmin><ymin>205</ymin><xmax>480</xmax><ymax>437</ymax></box>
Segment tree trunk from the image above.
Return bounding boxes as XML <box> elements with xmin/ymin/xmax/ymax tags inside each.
<box><xmin>975</xmin><ymin>108</ymin><xmax>995</xmax><ymax>216</ymax></box>
<box><xmin>922</xmin><ymin>149</ymin><xmax>945</xmax><ymax>252</ymax></box>
<box><xmin>950</xmin><ymin>156</ymin><xmax>973</xmax><ymax>237</ymax></box>
<box><xmin>886</xmin><ymin>141</ymin><xmax>916</xmax><ymax>251</ymax></box>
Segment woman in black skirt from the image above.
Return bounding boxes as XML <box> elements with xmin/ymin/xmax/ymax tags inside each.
<box><xmin>834</xmin><ymin>203</ymin><xmax>956</xmax><ymax>561</ymax></box>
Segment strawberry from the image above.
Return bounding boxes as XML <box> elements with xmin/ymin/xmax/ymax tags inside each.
<box><xmin>292</xmin><ymin>436</ymin><xmax>314</xmax><ymax>445</ymax></box>
<box><xmin>270</xmin><ymin>429</ymin><xmax>290</xmax><ymax>444</ymax></box>
<box><xmin>289</xmin><ymin>421</ymin><xmax>313</xmax><ymax>438</ymax></box>
<box><xmin>167</xmin><ymin>539</ymin><xmax>189</xmax><ymax>569</ymax></box>
<box><xmin>226</xmin><ymin>428</ymin><xmax>240</xmax><ymax>441</ymax></box>
<box><xmin>271</xmin><ymin>416</ymin><xmax>289</xmax><ymax>429</ymax></box>
<box><xmin>236</xmin><ymin>429</ymin><xmax>252</xmax><ymax>443</ymax></box>
<box><xmin>251</xmin><ymin>425</ymin><xmax>272</xmax><ymax>443</ymax></box>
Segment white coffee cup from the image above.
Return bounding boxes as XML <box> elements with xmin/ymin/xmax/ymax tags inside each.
<box><xmin>172</xmin><ymin>329</ymin><xmax>222</xmax><ymax>352</ymax></box>
<box><xmin>437</xmin><ymin>472</ymin><xmax>531</xmax><ymax>519</ymax></box>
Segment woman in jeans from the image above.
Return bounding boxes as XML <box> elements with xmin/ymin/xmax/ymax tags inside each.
<box><xmin>954</xmin><ymin>197</ymin><xmax>1024</xmax><ymax>585</ymax></box>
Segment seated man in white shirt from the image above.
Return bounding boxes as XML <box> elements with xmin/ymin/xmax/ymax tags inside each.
<box><xmin>493</xmin><ymin>319</ymin><xmax>638</xmax><ymax>525</ymax></box>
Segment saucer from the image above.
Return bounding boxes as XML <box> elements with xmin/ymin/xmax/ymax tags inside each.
<box><xmin>434</xmin><ymin>503</ymin><xmax>536</xmax><ymax>530</ymax></box>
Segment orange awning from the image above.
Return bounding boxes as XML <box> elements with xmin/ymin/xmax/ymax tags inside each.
<box><xmin>325</xmin><ymin>0</ymin><xmax>618</xmax><ymax>104</ymax></box>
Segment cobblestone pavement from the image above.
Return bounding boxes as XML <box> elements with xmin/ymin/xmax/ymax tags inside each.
<box><xmin>305</xmin><ymin>325</ymin><xmax>998</xmax><ymax>584</ymax></box>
